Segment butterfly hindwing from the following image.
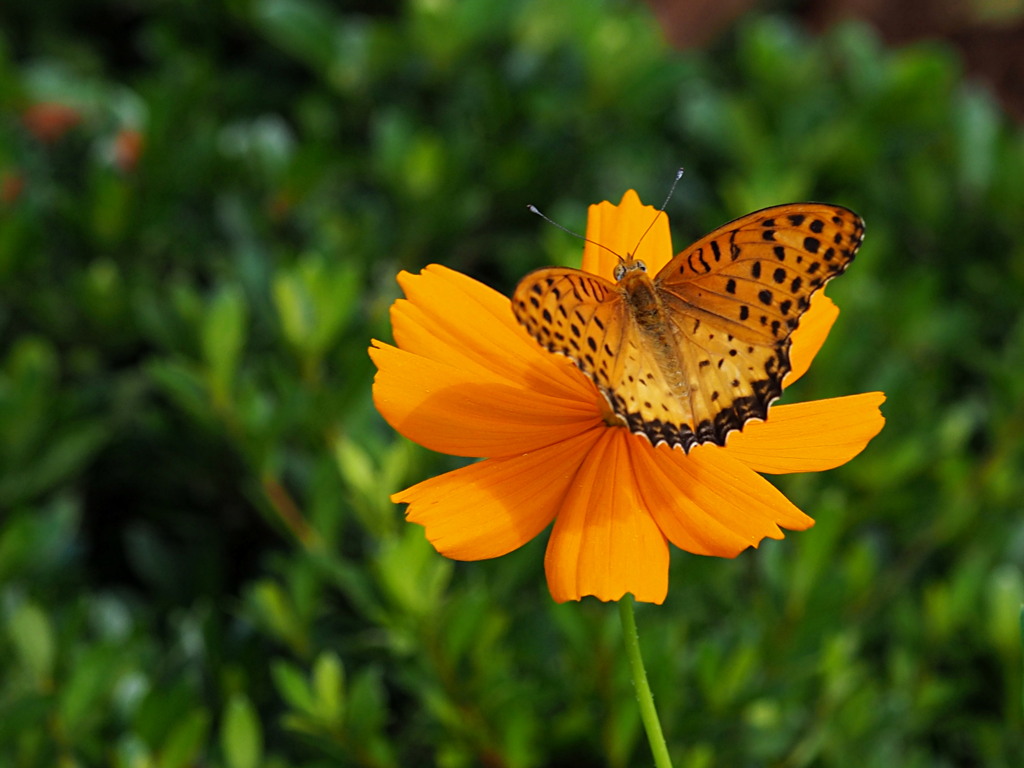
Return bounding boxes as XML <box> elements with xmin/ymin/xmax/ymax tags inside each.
<box><xmin>660</xmin><ymin>305</ymin><xmax>782</xmax><ymax>447</ymax></box>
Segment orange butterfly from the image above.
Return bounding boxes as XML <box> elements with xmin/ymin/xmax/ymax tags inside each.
<box><xmin>512</xmin><ymin>203</ymin><xmax>864</xmax><ymax>452</ymax></box>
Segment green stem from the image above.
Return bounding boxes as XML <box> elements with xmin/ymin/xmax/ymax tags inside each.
<box><xmin>619</xmin><ymin>596</ymin><xmax>674</xmax><ymax>768</ymax></box>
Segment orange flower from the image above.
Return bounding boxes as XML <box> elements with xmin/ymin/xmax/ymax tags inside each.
<box><xmin>22</xmin><ymin>102</ymin><xmax>82</xmax><ymax>144</ymax></box>
<box><xmin>370</xmin><ymin>191</ymin><xmax>885</xmax><ymax>604</ymax></box>
<box><xmin>113</xmin><ymin>128</ymin><xmax>144</xmax><ymax>173</ymax></box>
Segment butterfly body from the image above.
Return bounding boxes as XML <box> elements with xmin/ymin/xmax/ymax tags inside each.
<box><xmin>513</xmin><ymin>203</ymin><xmax>864</xmax><ymax>452</ymax></box>
<box><xmin>616</xmin><ymin>265</ymin><xmax>692</xmax><ymax>398</ymax></box>
<box><xmin>618</xmin><ymin>263</ymin><xmax>660</xmax><ymax>330</ymax></box>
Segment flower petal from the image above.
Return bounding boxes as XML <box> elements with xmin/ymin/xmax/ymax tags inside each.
<box><xmin>393</xmin><ymin>265</ymin><xmax>590</xmax><ymax>395</ymax></box>
<box><xmin>397</xmin><ymin>427</ymin><xmax>604</xmax><ymax>560</ymax></box>
<box><xmin>582</xmin><ymin>190</ymin><xmax>674</xmax><ymax>279</ymax></box>
<box><xmin>544</xmin><ymin>429</ymin><xmax>669</xmax><ymax>604</ymax></box>
<box><xmin>632</xmin><ymin>438</ymin><xmax>813</xmax><ymax>558</ymax></box>
<box><xmin>725</xmin><ymin>393</ymin><xmax>886</xmax><ymax>474</ymax></box>
<box><xmin>370</xmin><ymin>265</ymin><xmax>604</xmax><ymax>457</ymax></box>
<box><xmin>370</xmin><ymin>341</ymin><xmax>602</xmax><ymax>457</ymax></box>
<box><xmin>785</xmin><ymin>292</ymin><xmax>839</xmax><ymax>387</ymax></box>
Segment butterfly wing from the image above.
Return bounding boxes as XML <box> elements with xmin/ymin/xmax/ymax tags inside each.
<box><xmin>650</xmin><ymin>203</ymin><xmax>864</xmax><ymax>445</ymax></box>
<box><xmin>512</xmin><ymin>267</ymin><xmax>704</xmax><ymax>445</ymax></box>
<box><xmin>513</xmin><ymin>204</ymin><xmax>863</xmax><ymax>453</ymax></box>
<box><xmin>512</xmin><ymin>268</ymin><xmax>627</xmax><ymax>391</ymax></box>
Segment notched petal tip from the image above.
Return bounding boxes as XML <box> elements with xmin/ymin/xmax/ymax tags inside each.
<box><xmin>728</xmin><ymin>392</ymin><xmax>886</xmax><ymax>474</ymax></box>
<box><xmin>638</xmin><ymin>438</ymin><xmax>813</xmax><ymax>558</ymax></box>
<box><xmin>581</xmin><ymin>190</ymin><xmax>674</xmax><ymax>279</ymax></box>
<box><xmin>544</xmin><ymin>431</ymin><xmax>669</xmax><ymax>604</ymax></box>
<box><xmin>785</xmin><ymin>292</ymin><xmax>839</xmax><ymax>387</ymax></box>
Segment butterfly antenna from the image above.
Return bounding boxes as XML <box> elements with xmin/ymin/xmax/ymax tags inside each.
<box><xmin>527</xmin><ymin>204</ymin><xmax>625</xmax><ymax>261</ymax></box>
<box><xmin>631</xmin><ymin>167</ymin><xmax>684</xmax><ymax>255</ymax></box>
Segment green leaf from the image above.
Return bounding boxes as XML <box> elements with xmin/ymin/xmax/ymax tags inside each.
<box><xmin>144</xmin><ymin>358</ymin><xmax>211</xmax><ymax>426</ymax></box>
<box><xmin>0</xmin><ymin>336</ymin><xmax>59</xmax><ymax>463</ymax></box>
<box><xmin>201</xmin><ymin>284</ymin><xmax>248</xmax><ymax>411</ymax></box>
<box><xmin>221</xmin><ymin>694</ymin><xmax>263</xmax><ymax>768</ymax></box>
<box><xmin>253</xmin><ymin>0</ymin><xmax>338</xmax><ymax>71</ymax></box>
<box><xmin>955</xmin><ymin>86</ymin><xmax>999</xmax><ymax>196</ymax></box>
<box><xmin>271</xmin><ymin>659</ymin><xmax>316</xmax><ymax>716</ymax></box>
<box><xmin>332</xmin><ymin>434</ymin><xmax>396</xmax><ymax>538</ymax></box>
<box><xmin>247</xmin><ymin>580</ymin><xmax>308</xmax><ymax>656</ymax></box>
<box><xmin>0</xmin><ymin>420</ymin><xmax>108</xmax><ymax>507</ymax></box>
<box><xmin>7</xmin><ymin>601</ymin><xmax>54</xmax><ymax>686</ymax></box>
<box><xmin>312</xmin><ymin>651</ymin><xmax>345</xmax><ymax>726</ymax></box>
<box><xmin>158</xmin><ymin>709</ymin><xmax>210</xmax><ymax>768</ymax></box>
<box><xmin>90</xmin><ymin>170</ymin><xmax>132</xmax><ymax>245</ymax></box>
<box><xmin>272</xmin><ymin>255</ymin><xmax>360</xmax><ymax>374</ymax></box>
<box><xmin>346</xmin><ymin>667</ymin><xmax>398</xmax><ymax>767</ymax></box>
<box><xmin>346</xmin><ymin>666</ymin><xmax>386</xmax><ymax>737</ymax></box>
<box><xmin>272</xmin><ymin>269</ymin><xmax>311</xmax><ymax>354</ymax></box>
<box><xmin>988</xmin><ymin>565</ymin><xmax>1024</xmax><ymax>657</ymax></box>
<box><xmin>59</xmin><ymin>644</ymin><xmax>124</xmax><ymax>737</ymax></box>
<box><xmin>373</xmin><ymin>526</ymin><xmax>452</xmax><ymax>620</ymax></box>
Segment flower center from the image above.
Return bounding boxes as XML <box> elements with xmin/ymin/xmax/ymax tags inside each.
<box><xmin>598</xmin><ymin>393</ymin><xmax>628</xmax><ymax>429</ymax></box>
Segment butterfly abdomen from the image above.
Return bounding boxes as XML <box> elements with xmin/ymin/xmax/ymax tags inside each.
<box><xmin>619</xmin><ymin>271</ymin><xmax>691</xmax><ymax>398</ymax></box>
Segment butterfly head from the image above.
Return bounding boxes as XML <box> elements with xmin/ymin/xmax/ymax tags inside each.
<box><xmin>613</xmin><ymin>255</ymin><xmax>647</xmax><ymax>282</ymax></box>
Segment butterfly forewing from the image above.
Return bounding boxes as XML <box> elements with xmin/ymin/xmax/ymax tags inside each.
<box><xmin>513</xmin><ymin>202</ymin><xmax>864</xmax><ymax>452</ymax></box>
<box><xmin>512</xmin><ymin>269</ymin><xmax>628</xmax><ymax>393</ymax></box>
<box><xmin>633</xmin><ymin>203</ymin><xmax>864</xmax><ymax>448</ymax></box>
<box><xmin>658</xmin><ymin>203</ymin><xmax>863</xmax><ymax>343</ymax></box>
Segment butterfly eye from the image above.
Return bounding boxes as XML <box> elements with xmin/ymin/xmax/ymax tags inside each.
<box><xmin>613</xmin><ymin>263</ymin><xmax>626</xmax><ymax>281</ymax></box>
<box><xmin>636</xmin><ymin>260</ymin><xmax>647</xmax><ymax>272</ymax></box>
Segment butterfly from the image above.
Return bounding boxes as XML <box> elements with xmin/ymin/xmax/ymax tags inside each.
<box><xmin>512</xmin><ymin>203</ymin><xmax>864</xmax><ymax>452</ymax></box>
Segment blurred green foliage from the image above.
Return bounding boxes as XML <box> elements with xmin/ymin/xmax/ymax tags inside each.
<box><xmin>1</xmin><ymin>0</ymin><xmax>1023</xmax><ymax>766</ymax></box>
